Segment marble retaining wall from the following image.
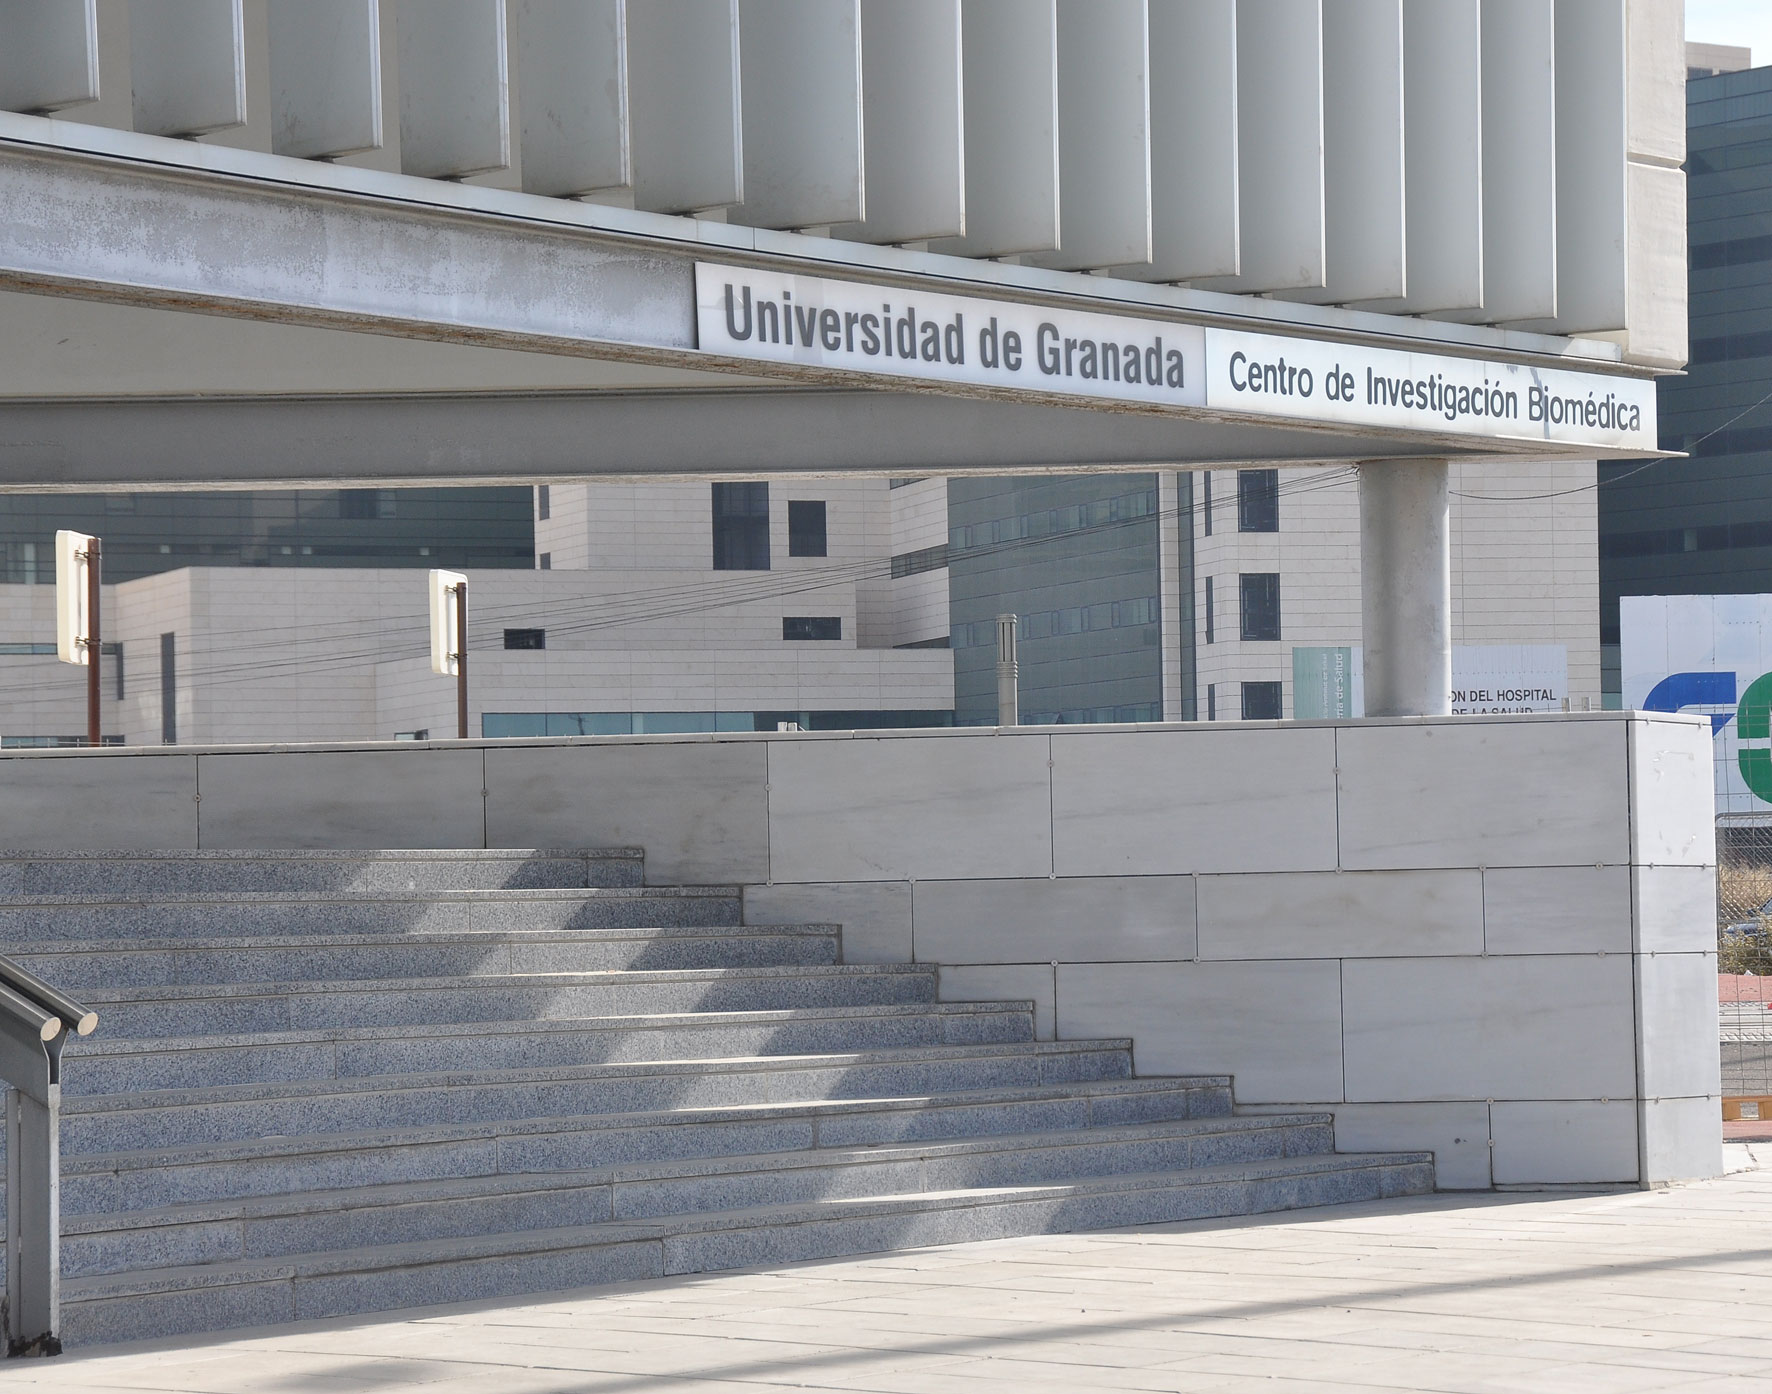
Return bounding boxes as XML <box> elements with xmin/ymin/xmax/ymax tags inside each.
<box><xmin>0</xmin><ymin>712</ymin><xmax>1722</xmax><ymax>1187</ymax></box>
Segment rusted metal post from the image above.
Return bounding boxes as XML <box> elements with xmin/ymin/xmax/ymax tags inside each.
<box><xmin>455</xmin><ymin>578</ymin><xmax>468</xmax><ymax>740</ymax></box>
<box><xmin>85</xmin><ymin>537</ymin><xmax>101</xmax><ymax>749</ymax></box>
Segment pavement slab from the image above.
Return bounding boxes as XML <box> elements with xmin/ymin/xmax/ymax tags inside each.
<box><xmin>4</xmin><ymin>1141</ymin><xmax>1771</xmax><ymax>1394</ymax></box>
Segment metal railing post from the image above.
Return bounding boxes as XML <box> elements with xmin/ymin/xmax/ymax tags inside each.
<box><xmin>0</xmin><ymin>960</ymin><xmax>96</xmax><ymax>1357</ymax></box>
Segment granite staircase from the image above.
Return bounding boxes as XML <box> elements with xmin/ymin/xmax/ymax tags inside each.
<box><xmin>0</xmin><ymin>848</ymin><xmax>1434</xmax><ymax>1348</ymax></box>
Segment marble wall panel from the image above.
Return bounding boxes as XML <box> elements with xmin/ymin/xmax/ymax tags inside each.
<box><xmin>766</xmin><ymin>733</ymin><xmax>1053</xmax><ymax>883</ymax></box>
<box><xmin>1640</xmin><ymin>1094</ymin><xmax>1725</xmax><ymax>1186</ymax></box>
<box><xmin>1049</xmin><ymin>726</ymin><xmax>1338</xmax><ymax>876</ymax></box>
<box><xmin>485</xmin><ymin>739</ymin><xmax>769</xmax><ymax>885</ymax></box>
<box><xmin>1336</xmin><ymin>719</ymin><xmax>1629</xmax><ymax>869</ymax></box>
<box><xmin>1058</xmin><ymin>960</ymin><xmax>1344</xmax><ymax>1102</ymax></box>
<box><xmin>198</xmin><ymin>748</ymin><xmax>484</xmax><ymax>849</ymax></box>
<box><xmin>1196</xmin><ymin>870</ymin><xmax>1481</xmax><ymax>959</ymax></box>
<box><xmin>913</xmin><ymin>877</ymin><xmax>1195</xmax><ymax>964</ymax></box>
<box><xmin>1634</xmin><ymin>864</ymin><xmax>1718</xmax><ymax>954</ymax></box>
<box><xmin>1483</xmin><ymin>865</ymin><xmax>1631</xmax><ymax>955</ymax></box>
<box><xmin>1637</xmin><ymin>951</ymin><xmax>1723</xmax><ymax>1100</ymax></box>
<box><xmin>744</xmin><ymin>881</ymin><xmax>912</xmax><ymax>963</ymax></box>
<box><xmin>0</xmin><ymin>752</ymin><xmax>199</xmax><ymax>849</ymax></box>
<box><xmin>1628</xmin><ymin>717</ymin><xmax>1717</xmax><ymax>868</ymax></box>
<box><xmin>1342</xmin><ymin>955</ymin><xmax>1638</xmax><ymax>1102</ymax></box>
<box><xmin>1490</xmin><ymin>1100</ymin><xmax>1639</xmax><ymax>1184</ymax></box>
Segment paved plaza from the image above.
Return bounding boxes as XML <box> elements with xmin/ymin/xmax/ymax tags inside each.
<box><xmin>1</xmin><ymin>1142</ymin><xmax>1765</xmax><ymax>1394</ymax></box>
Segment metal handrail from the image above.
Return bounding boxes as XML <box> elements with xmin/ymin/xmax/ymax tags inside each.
<box><xmin>0</xmin><ymin>952</ymin><xmax>95</xmax><ymax>1358</ymax></box>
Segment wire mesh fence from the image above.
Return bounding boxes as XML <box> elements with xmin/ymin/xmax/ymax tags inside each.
<box><xmin>1718</xmin><ymin>820</ymin><xmax>1772</xmax><ymax>1108</ymax></box>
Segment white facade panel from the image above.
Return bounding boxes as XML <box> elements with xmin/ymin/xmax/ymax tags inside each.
<box><xmin>1031</xmin><ymin>0</ymin><xmax>1150</xmax><ymax>272</ymax></box>
<box><xmin>513</xmin><ymin>0</ymin><xmax>627</xmax><ymax>197</ymax></box>
<box><xmin>734</xmin><ymin>0</ymin><xmax>863</xmax><ymax>229</ymax></box>
<box><xmin>128</xmin><ymin>0</ymin><xmax>245</xmax><ymax>137</ymax></box>
<box><xmin>0</xmin><ymin>0</ymin><xmax>99</xmax><ymax>113</ymax></box>
<box><xmin>1124</xmin><ymin>0</ymin><xmax>1238</xmax><ymax>282</ymax></box>
<box><xmin>266</xmin><ymin>0</ymin><xmax>382</xmax><ymax>160</ymax></box>
<box><xmin>1196</xmin><ymin>0</ymin><xmax>1325</xmax><ymax>294</ymax></box>
<box><xmin>394</xmin><ymin>0</ymin><xmax>511</xmax><ymax>179</ymax></box>
<box><xmin>1394</xmin><ymin>0</ymin><xmax>1484</xmax><ymax>314</ymax></box>
<box><xmin>931</xmin><ymin>0</ymin><xmax>1058</xmax><ymax>258</ymax></box>
<box><xmin>627</xmin><ymin>0</ymin><xmax>743</xmax><ymax>214</ymax></box>
<box><xmin>839</xmin><ymin>0</ymin><xmax>963</xmax><ymax>245</ymax></box>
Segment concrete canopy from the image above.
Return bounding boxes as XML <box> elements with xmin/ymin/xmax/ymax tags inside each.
<box><xmin>0</xmin><ymin>115</ymin><xmax>1665</xmax><ymax>491</ymax></box>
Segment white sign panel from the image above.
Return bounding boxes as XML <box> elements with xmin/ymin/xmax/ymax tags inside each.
<box><xmin>693</xmin><ymin>263</ymin><xmax>1658</xmax><ymax>451</ymax></box>
<box><xmin>1204</xmin><ymin>328</ymin><xmax>1657</xmax><ymax>453</ymax></box>
<box><xmin>695</xmin><ymin>263</ymin><xmax>1206</xmax><ymax>409</ymax></box>
<box><xmin>1621</xmin><ymin>593</ymin><xmax>1772</xmax><ymax>817</ymax></box>
<box><xmin>54</xmin><ymin>529</ymin><xmax>94</xmax><ymax>666</ymax></box>
<box><xmin>429</xmin><ymin>568</ymin><xmax>465</xmax><ymax>676</ymax></box>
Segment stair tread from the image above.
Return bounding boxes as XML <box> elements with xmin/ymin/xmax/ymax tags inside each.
<box><xmin>61</xmin><ymin>1001</ymin><xmax>1037</xmax><ymax>1059</ymax></box>
<box><xmin>64</xmin><ymin>1039</ymin><xmax>1140</xmax><ymax>1114</ymax></box>
<box><xmin>59</xmin><ymin>1075</ymin><xmax>1234</xmax><ymax>1173</ymax></box>
<box><xmin>79</xmin><ymin>962</ymin><xmax>933</xmax><ymax>1004</ymax></box>
<box><xmin>0</xmin><ymin>886</ymin><xmax>736</xmax><ymax>906</ymax></box>
<box><xmin>61</xmin><ymin>1150</ymin><xmax>1433</xmax><ymax>1300</ymax></box>
<box><xmin>11</xmin><ymin>926</ymin><xmax>837</xmax><ymax>956</ymax></box>
<box><xmin>62</xmin><ymin>1115</ymin><xmax>1342</xmax><ymax>1234</ymax></box>
<box><xmin>0</xmin><ymin>848</ymin><xmax>645</xmax><ymax>861</ymax></box>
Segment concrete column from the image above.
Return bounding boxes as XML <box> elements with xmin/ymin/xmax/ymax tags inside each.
<box><xmin>1359</xmin><ymin>459</ymin><xmax>1451</xmax><ymax>718</ymax></box>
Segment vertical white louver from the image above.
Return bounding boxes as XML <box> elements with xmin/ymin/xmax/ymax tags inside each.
<box><xmin>0</xmin><ymin>0</ymin><xmax>1683</xmax><ymax>362</ymax></box>
<box><xmin>932</xmin><ymin>0</ymin><xmax>1057</xmax><ymax>258</ymax></box>
<box><xmin>842</xmin><ymin>0</ymin><xmax>963</xmax><ymax>245</ymax></box>
<box><xmin>1131</xmin><ymin>0</ymin><xmax>1238</xmax><ymax>283</ymax></box>
<box><xmin>627</xmin><ymin>0</ymin><xmax>743</xmax><ymax>215</ymax></box>
<box><xmin>1032</xmin><ymin>0</ymin><xmax>1151</xmax><ymax>272</ymax></box>
<box><xmin>267</xmin><ymin>0</ymin><xmax>382</xmax><ymax>160</ymax></box>
<box><xmin>1470</xmin><ymin>0</ymin><xmax>1559</xmax><ymax>323</ymax></box>
<box><xmin>394</xmin><ymin>0</ymin><xmax>510</xmax><ymax>179</ymax></box>
<box><xmin>0</xmin><ymin>0</ymin><xmax>98</xmax><ymax>114</ymax></box>
<box><xmin>1197</xmin><ymin>0</ymin><xmax>1324</xmax><ymax>294</ymax></box>
<box><xmin>734</xmin><ymin>0</ymin><xmax>863</xmax><ymax>229</ymax></box>
<box><xmin>128</xmin><ymin>0</ymin><xmax>245</xmax><ymax>138</ymax></box>
<box><xmin>514</xmin><ymin>0</ymin><xmax>628</xmax><ymax>198</ymax></box>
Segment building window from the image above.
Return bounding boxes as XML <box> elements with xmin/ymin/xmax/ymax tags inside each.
<box><xmin>1237</xmin><ymin>469</ymin><xmax>1279</xmax><ymax>532</ymax></box>
<box><xmin>1202</xmin><ymin>471</ymin><xmax>1213</xmax><ymax>535</ymax></box>
<box><xmin>536</xmin><ymin>485</ymin><xmax>550</xmax><ymax>521</ymax></box>
<box><xmin>340</xmin><ymin>489</ymin><xmax>394</xmax><ymax>520</ymax></box>
<box><xmin>713</xmin><ymin>482</ymin><xmax>771</xmax><ymax>570</ymax></box>
<box><xmin>783</xmin><ymin>616</ymin><xmax>841</xmax><ymax>641</ymax></box>
<box><xmin>788</xmin><ymin>500</ymin><xmax>828</xmax><ymax>557</ymax></box>
<box><xmin>539</xmin><ymin>553</ymin><xmax>551</xmax><ymax>570</ymax></box>
<box><xmin>1204</xmin><ymin>577</ymin><xmax>1215</xmax><ymax>643</ymax></box>
<box><xmin>1207</xmin><ymin>683</ymin><xmax>1217</xmax><ymax>720</ymax></box>
<box><xmin>504</xmin><ymin>628</ymin><xmax>546</xmax><ymax>650</ymax></box>
<box><xmin>891</xmin><ymin>543</ymin><xmax>948</xmax><ymax>578</ymax></box>
<box><xmin>107</xmin><ymin>641</ymin><xmax>123</xmax><ymax>700</ymax></box>
<box><xmin>1241</xmin><ymin>681</ymin><xmax>1282</xmax><ymax>720</ymax></box>
<box><xmin>1239</xmin><ymin>572</ymin><xmax>1281</xmax><ymax>641</ymax></box>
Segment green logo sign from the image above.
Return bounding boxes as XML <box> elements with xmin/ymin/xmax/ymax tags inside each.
<box><xmin>1739</xmin><ymin>672</ymin><xmax>1772</xmax><ymax>802</ymax></box>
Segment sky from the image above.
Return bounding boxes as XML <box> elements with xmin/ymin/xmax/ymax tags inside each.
<box><xmin>1687</xmin><ymin>0</ymin><xmax>1772</xmax><ymax>67</ymax></box>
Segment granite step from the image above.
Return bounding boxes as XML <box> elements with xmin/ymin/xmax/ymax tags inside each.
<box><xmin>74</xmin><ymin>964</ymin><xmax>940</xmax><ymax>1038</ymax></box>
<box><xmin>56</xmin><ymin>1150</ymin><xmax>1436</xmax><ymax>1347</ymax></box>
<box><xmin>57</xmin><ymin>1076</ymin><xmax>1235</xmax><ymax>1213</ymax></box>
<box><xmin>0</xmin><ymin>848</ymin><xmax>645</xmax><ymax>894</ymax></box>
<box><xmin>57</xmin><ymin>1041</ymin><xmax>1140</xmax><ymax>1154</ymax></box>
<box><xmin>9</xmin><ymin>924</ymin><xmax>840</xmax><ymax>989</ymax></box>
<box><xmin>57</xmin><ymin>1115</ymin><xmax>1337</xmax><ymax>1279</ymax></box>
<box><xmin>0</xmin><ymin>886</ymin><xmax>741</xmax><ymax>943</ymax></box>
<box><xmin>57</xmin><ymin>1002</ymin><xmax>1039</xmax><ymax>1096</ymax></box>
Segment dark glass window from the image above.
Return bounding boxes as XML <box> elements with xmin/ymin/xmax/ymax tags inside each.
<box><xmin>1202</xmin><ymin>471</ymin><xmax>1213</xmax><ymax>535</ymax></box>
<box><xmin>1207</xmin><ymin>683</ymin><xmax>1217</xmax><ymax>721</ymax></box>
<box><xmin>783</xmin><ymin>616</ymin><xmax>841</xmax><ymax>641</ymax></box>
<box><xmin>539</xmin><ymin>553</ymin><xmax>551</xmax><ymax>570</ymax></box>
<box><xmin>788</xmin><ymin>500</ymin><xmax>828</xmax><ymax>557</ymax></box>
<box><xmin>1240</xmin><ymin>573</ymin><xmax>1281</xmax><ymax>641</ymax></box>
<box><xmin>891</xmin><ymin>544</ymin><xmax>948</xmax><ymax>578</ymax></box>
<box><xmin>1241</xmin><ymin>681</ymin><xmax>1283</xmax><ymax>720</ymax></box>
<box><xmin>160</xmin><ymin>632</ymin><xmax>176</xmax><ymax>745</ymax></box>
<box><xmin>1204</xmin><ymin>577</ymin><xmax>1215</xmax><ymax>643</ymax></box>
<box><xmin>340</xmin><ymin>489</ymin><xmax>394</xmax><ymax>520</ymax></box>
<box><xmin>504</xmin><ymin>628</ymin><xmax>546</xmax><ymax>650</ymax></box>
<box><xmin>536</xmin><ymin>485</ymin><xmax>550</xmax><ymax>520</ymax></box>
<box><xmin>1237</xmin><ymin>469</ymin><xmax>1279</xmax><ymax>532</ymax></box>
<box><xmin>713</xmin><ymin>483</ymin><xmax>771</xmax><ymax>570</ymax></box>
